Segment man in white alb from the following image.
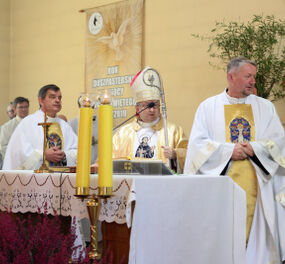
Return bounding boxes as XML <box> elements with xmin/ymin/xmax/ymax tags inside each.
<box><xmin>3</xmin><ymin>84</ymin><xmax>77</xmax><ymax>170</ymax></box>
<box><xmin>184</xmin><ymin>57</ymin><xmax>285</xmax><ymax>263</ymax></box>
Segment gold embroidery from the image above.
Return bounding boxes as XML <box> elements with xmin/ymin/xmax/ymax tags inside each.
<box><xmin>224</xmin><ymin>104</ymin><xmax>257</xmax><ymax>243</ymax></box>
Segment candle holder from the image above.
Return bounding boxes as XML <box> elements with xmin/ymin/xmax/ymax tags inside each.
<box><xmin>86</xmin><ymin>195</ymin><xmax>102</xmax><ymax>260</ymax></box>
<box><xmin>85</xmin><ymin>192</ymin><xmax>112</xmax><ymax>261</ymax></box>
<box><xmin>75</xmin><ymin>91</ymin><xmax>113</xmax><ymax>261</ymax></box>
<box><xmin>77</xmin><ymin>191</ymin><xmax>112</xmax><ymax>261</ymax></box>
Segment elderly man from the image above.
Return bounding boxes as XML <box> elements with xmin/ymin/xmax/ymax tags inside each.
<box><xmin>184</xmin><ymin>57</ymin><xmax>285</xmax><ymax>263</ymax></box>
<box><xmin>113</xmin><ymin>66</ymin><xmax>188</xmax><ymax>173</ymax></box>
<box><xmin>0</xmin><ymin>97</ymin><xmax>29</xmax><ymax>159</ymax></box>
<box><xmin>6</xmin><ymin>102</ymin><xmax>16</xmax><ymax>120</ymax></box>
<box><xmin>3</xmin><ymin>84</ymin><xmax>77</xmax><ymax>170</ymax></box>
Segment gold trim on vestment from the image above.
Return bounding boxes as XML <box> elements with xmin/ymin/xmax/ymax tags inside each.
<box><xmin>224</xmin><ymin>104</ymin><xmax>257</xmax><ymax>243</ymax></box>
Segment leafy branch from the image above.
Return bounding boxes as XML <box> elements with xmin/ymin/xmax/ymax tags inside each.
<box><xmin>193</xmin><ymin>15</ymin><xmax>285</xmax><ymax>101</ymax></box>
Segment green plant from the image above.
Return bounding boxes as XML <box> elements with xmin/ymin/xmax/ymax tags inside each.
<box><xmin>193</xmin><ymin>15</ymin><xmax>285</xmax><ymax>101</ymax></box>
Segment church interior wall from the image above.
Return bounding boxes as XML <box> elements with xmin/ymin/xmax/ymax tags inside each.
<box><xmin>1</xmin><ymin>0</ymin><xmax>285</xmax><ymax>134</ymax></box>
<box><xmin>0</xmin><ymin>0</ymin><xmax>10</xmax><ymax>124</ymax></box>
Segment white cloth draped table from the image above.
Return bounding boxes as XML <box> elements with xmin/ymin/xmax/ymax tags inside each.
<box><xmin>0</xmin><ymin>170</ymin><xmax>246</xmax><ymax>264</ymax></box>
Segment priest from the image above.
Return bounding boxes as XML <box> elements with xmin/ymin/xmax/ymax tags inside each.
<box><xmin>3</xmin><ymin>84</ymin><xmax>77</xmax><ymax>170</ymax></box>
<box><xmin>113</xmin><ymin>66</ymin><xmax>188</xmax><ymax>173</ymax></box>
<box><xmin>184</xmin><ymin>57</ymin><xmax>285</xmax><ymax>263</ymax></box>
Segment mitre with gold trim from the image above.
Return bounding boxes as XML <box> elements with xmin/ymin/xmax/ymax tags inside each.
<box><xmin>131</xmin><ymin>66</ymin><xmax>161</xmax><ymax>103</ymax></box>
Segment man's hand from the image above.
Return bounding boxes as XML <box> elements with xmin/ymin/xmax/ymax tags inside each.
<box><xmin>161</xmin><ymin>146</ymin><xmax>177</xmax><ymax>159</ymax></box>
<box><xmin>231</xmin><ymin>143</ymin><xmax>248</xmax><ymax>160</ymax></box>
<box><xmin>45</xmin><ymin>147</ymin><xmax>65</xmax><ymax>163</ymax></box>
<box><xmin>232</xmin><ymin>142</ymin><xmax>255</xmax><ymax>161</ymax></box>
<box><xmin>240</xmin><ymin>142</ymin><xmax>254</xmax><ymax>157</ymax></box>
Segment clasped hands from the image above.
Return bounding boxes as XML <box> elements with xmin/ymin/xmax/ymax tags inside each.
<box><xmin>45</xmin><ymin>146</ymin><xmax>65</xmax><ymax>163</ymax></box>
<box><xmin>161</xmin><ymin>145</ymin><xmax>176</xmax><ymax>159</ymax></box>
<box><xmin>232</xmin><ymin>142</ymin><xmax>254</xmax><ymax>161</ymax></box>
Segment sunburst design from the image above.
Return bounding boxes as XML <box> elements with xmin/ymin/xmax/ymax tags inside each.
<box><xmin>86</xmin><ymin>0</ymin><xmax>143</xmax><ymax>80</ymax></box>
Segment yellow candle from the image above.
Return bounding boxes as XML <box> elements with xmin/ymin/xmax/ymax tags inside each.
<box><xmin>76</xmin><ymin>107</ymin><xmax>93</xmax><ymax>193</ymax></box>
<box><xmin>98</xmin><ymin>104</ymin><xmax>113</xmax><ymax>189</ymax></box>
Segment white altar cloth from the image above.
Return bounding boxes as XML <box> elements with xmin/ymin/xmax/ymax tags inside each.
<box><xmin>0</xmin><ymin>171</ymin><xmax>246</xmax><ymax>264</ymax></box>
<box><xmin>0</xmin><ymin>170</ymin><xmax>134</xmax><ymax>224</ymax></box>
<box><xmin>129</xmin><ymin>175</ymin><xmax>246</xmax><ymax>264</ymax></box>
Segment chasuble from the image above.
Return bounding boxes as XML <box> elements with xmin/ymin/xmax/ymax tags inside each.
<box><xmin>184</xmin><ymin>90</ymin><xmax>285</xmax><ymax>264</ymax></box>
<box><xmin>113</xmin><ymin>116</ymin><xmax>188</xmax><ymax>173</ymax></box>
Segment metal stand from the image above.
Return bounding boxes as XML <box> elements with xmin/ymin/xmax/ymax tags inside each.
<box><xmin>75</xmin><ymin>188</ymin><xmax>112</xmax><ymax>262</ymax></box>
<box><xmin>86</xmin><ymin>196</ymin><xmax>102</xmax><ymax>260</ymax></box>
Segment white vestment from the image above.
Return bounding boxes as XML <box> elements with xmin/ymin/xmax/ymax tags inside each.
<box><xmin>69</xmin><ymin>115</ymin><xmax>98</xmax><ymax>164</ymax></box>
<box><xmin>3</xmin><ymin>110</ymin><xmax>78</xmax><ymax>170</ymax></box>
<box><xmin>0</xmin><ymin>116</ymin><xmax>22</xmax><ymax>158</ymax></box>
<box><xmin>184</xmin><ymin>90</ymin><xmax>285</xmax><ymax>263</ymax></box>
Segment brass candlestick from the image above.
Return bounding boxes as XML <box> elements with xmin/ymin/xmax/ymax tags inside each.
<box><xmin>34</xmin><ymin>112</ymin><xmax>53</xmax><ymax>173</ymax></box>
<box><xmin>76</xmin><ymin>192</ymin><xmax>112</xmax><ymax>261</ymax></box>
<box><xmin>87</xmin><ymin>195</ymin><xmax>102</xmax><ymax>260</ymax></box>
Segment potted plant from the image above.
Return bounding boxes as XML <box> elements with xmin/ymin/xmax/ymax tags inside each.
<box><xmin>193</xmin><ymin>15</ymin><xmax>285</xmax><ymax>101</ymax></box>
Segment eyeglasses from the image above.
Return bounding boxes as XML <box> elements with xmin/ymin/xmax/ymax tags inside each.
<box><xmin>138</xmin><ymin>102</ymin><xmax>160</xmax><ymax>109</ymax></box>
<box><xmin>16</xmin><ymin>106</ymin><xmax>29</xmax><ymax>109</ymax></box>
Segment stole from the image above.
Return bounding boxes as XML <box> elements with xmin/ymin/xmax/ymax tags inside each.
<box><xmin>224</xmin><ymin>104</ymin><xmax>258</xmax><ymax>243</ymax></box>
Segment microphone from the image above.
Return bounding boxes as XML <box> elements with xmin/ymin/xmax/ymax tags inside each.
<box><xmin>113</xmin><ymin>102</ymin><xmax>156</xmax><ymax>131</ymax></box>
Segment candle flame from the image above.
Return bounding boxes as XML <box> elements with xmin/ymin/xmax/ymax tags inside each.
<box><xmin>99</xmin><ymin>90</ymin><xmax>111</xmax><ymax>104</ymax></box>
<box><xmin>103</xmin><ymin>94</ymin><xmax>108</xmax><ymax>104</ymax></box>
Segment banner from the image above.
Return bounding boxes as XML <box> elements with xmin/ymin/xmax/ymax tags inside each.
<box><xmin>84</xmin><ymin>0</ymin><xmax>144</xmax><ymax>127</ymax></box>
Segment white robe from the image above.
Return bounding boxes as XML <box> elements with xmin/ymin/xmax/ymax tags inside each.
<box><xmin>3</xmin><ymin>109</ymin><xmax>78</xmax><ymax>170</ymax></box>
<box><xmin>0</xmin><ymin>115</ymin><xmax>21</xmax><ymax>158</ymax></box>
<box><xmin>184</xmin><ymin>90</ymin><xmax>285</xmax><ymax>263</ymax></box>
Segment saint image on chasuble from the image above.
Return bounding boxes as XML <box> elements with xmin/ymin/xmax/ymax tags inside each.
<box><xmin>135</xmin><ymin>136</ymin><xmax>155</xmax><ymax>158</ymax></box>
<box><xmin>45</xmin><ymin>122</ymin><xmax>67</xmax><ymax>167</ymax></box>
<box><xmin>230</xmin><ymin>117</ymin><xmax>251</xmax><ymax>143</ymax></box>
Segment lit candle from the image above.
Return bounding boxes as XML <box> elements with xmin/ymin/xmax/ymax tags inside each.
<box><xmin>98</xmin><ymin>91</ymin><xmax>113</xmax><ymax>196</ymax></box>
<box><xmin>76</xmin><ymin>95</ymin><xmax>94</xmax><ymax>196</ymax></box>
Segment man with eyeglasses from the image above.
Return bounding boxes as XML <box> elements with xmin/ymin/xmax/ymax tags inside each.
<box><xmin>113</xmin><ymin>66</ymin><xmax>188</xmax><ymax>173</ymax></box>
<box><xmin>0</xmin><ymin>97</ymin><xmax>30</xmax><ymax>160</ymax></box>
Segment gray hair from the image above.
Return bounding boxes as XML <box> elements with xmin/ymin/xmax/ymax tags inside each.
<box><xmin>227</xmin><ymin>57</ymin><xmax>256</xmax><ymax>74</ymax></box>
<box><xmin>6</xmin><ymin>102</ymin><xmax>13</xmax><ymax>111</ymax></box>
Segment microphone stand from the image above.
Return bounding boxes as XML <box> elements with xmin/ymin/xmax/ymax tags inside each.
<box><xmin>113</xmin><ymin>102</ymin><xmax>155</xmax><ymax>131</ymax></box>
<box><xmin>158</xmin><ymin>82</ymin><xmax>170</xmax><ymax>168</ymax></box>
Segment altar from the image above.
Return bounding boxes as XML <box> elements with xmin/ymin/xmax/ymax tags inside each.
<box><xmin>0</xmin><ymin>171</ymin><xmax>246</xmax><ymax>264</ymax></box>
